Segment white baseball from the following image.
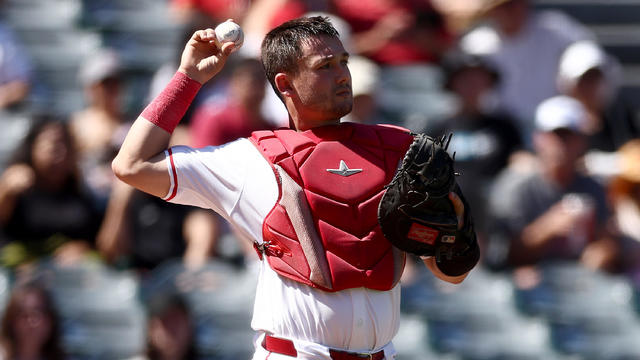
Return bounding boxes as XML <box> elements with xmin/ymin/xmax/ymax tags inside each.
<box><xmin>214</xmin><ymin>20</ymin><xmax>244</xmax><ymax>51</ymax></box>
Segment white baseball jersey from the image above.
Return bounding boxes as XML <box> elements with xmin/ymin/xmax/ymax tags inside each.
<box><xmin>163</xmin><ymin>138</ymin><xmax>400</xmax><ymax>357</ymax></box>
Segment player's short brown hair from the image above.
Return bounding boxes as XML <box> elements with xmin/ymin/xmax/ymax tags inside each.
<box><xmin>261</xmin><ymin>16</ymin><xmax>340</xmax><ymax>101</ymax></box>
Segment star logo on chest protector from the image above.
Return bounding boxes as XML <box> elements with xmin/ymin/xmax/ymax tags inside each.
<box><xmin>326</xmin><ymin>160</ymin><xmax>362</xmax><ymax>177</ymax></box>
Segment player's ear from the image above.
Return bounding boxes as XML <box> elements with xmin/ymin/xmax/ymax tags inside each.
<box><xmin>274</xmin><ymin>73</ymin><xmax>294</xmax><ymax>98</ymax></box>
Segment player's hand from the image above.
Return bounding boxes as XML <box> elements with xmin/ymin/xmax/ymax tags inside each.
<box><xmin>178</xmin><ymin>27</ymin><xmax>236</xmax><ymax>85</ymax></box>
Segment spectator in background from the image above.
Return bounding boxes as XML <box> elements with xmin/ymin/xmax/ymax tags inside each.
<box><xmin>426</xmin><ymin>50</ymin><xmax>522</xmax><ymax>240</ymax></box>
<box><xmin>70</xmin><ymin>48</ymin><xmax>130</xmax><ymax>207</ymax></box>
<box><xmin>556</xmin><ymin>41</ymin><xmax>640</xmax><ymax>153</ymax></box>
<box><xmin>144</xmin><ymin>293</ymin><xmax>197</xmax><ymax>360</ymax></box>
<box><xmin>486</xmin><ymin>96</ymin><xmax>618</xmax><ymax>272</ymax></box>
<box><xmin>169</xmin><ymin>0</ymin><xmax>251</xmax><ymax>28</ymax></box>
<box><xmin>97</xmin><ymin>180</ymin><xmax>219</xmax><ymax>272</ymax></box>
<box><xmin>0</xmin><ymin>21</ymin><xmax>32</xmax><ymax>110</ymax></box>
<box><xmin>329</xmin><ymin>0</ymin><xmax>452</xmax><ymax>66</ymax></box>
<box><xmin>430</xmin><ymin>0</ymin><xmax>489</xmax><ymax>35</ymax></box>
<box><xmin>242</xmin><ymin>1</ymin><xmax>335</xmax><ymax>58</ymax></box>
<box><xmin>460</xmin><ymin>0</ymin><xmax>594</xmax><ymax>146</ymax></box>
<box><xmin>607</xmin><ymin>140</ymin><xmax>640</xmax><ymax>281</ymax></box>
<box><xmin>0</xmin><ymin>118</ymin><xmax>102</xmax><ymax>269</ymax></box>
<box><xmin>0</xmin><ymin>283</ymin><xmax>65</xmax><ymax>360</ymax></box>
<box><xmin>189</xmin><ymin>58</ymin><xmax>272</xmax><ymax>147</ymax></box>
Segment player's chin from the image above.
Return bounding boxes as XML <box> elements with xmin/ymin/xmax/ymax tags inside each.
<box><xmin>333</xmin><ymin>102</ymin><xmax>353</xmax><ymax>119</ymax></box>
<box><xmin>333</xmin><ymin>95</ymin><xmax>353</xmax><ymax>115</ymax></box>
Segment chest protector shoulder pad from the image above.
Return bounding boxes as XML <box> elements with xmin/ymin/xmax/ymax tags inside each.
<box><xmin>250</xmin><ymin>122</ymin><xmax>414</xmax><ymax>292</ymax></box>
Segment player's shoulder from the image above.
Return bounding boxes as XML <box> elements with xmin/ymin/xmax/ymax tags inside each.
<box><xmin>171</xmin><ymin>137</ymin><xmax>257</xmax><ymax>159</ymax></box>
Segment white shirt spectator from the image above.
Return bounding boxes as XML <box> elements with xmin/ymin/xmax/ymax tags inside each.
<box><xmin>461</xmin><ymin>10</ymin><xmax>594</xmax><ymax>145</ymax></box>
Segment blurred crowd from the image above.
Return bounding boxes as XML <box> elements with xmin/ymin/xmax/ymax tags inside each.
<box><xmin>0</xmin><ymin>0</ymin><xmax>638</xmax><ymax>359</ymax></box>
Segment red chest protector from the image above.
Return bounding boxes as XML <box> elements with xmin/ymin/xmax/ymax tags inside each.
<box><xmin>249</xmin><ymin>122</ymin><xmax>414</xmax><ymax>292</ymax></box>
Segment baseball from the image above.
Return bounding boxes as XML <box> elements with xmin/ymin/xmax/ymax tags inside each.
<box><xmin>214</xmin><ymin>20</ymin><xmax>244</xmax><ymax>51</ymax></box>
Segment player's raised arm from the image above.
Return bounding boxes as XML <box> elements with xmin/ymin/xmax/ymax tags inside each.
<box><xmin>112</xmin><ymin>27</ymin><xmax>237</xmax><ymax>198</ymax></box>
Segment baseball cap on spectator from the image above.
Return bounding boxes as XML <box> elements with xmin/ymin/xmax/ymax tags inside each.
<box><xmin>557</xmin><ymin>41</ymin><xmax>607</xmax><ymax>93</ymax></box>
<box><xmin>441</xmin><ymin>50</ymin><xmax>500</xmax><ymax>89</ymax></box>
<box><xmin>79</xmin><ymin>48</ymin><xmax>122</xmax><ymax>87</ymax></box>
<box><xmin>535</xmin><ymin>95</ymin><xmax>588</xmax><ymax>134</ymax></box>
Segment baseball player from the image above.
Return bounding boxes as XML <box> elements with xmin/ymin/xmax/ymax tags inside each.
<box><xmin>113</xmin><ymin>16</ymin><xmax>478</xmax><ymax>360</ymax></box>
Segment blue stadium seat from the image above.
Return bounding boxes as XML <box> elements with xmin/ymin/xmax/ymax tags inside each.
<box><xmin>514</xmin><ymin>262</ymin><xmax>634</xmax><ymax>318</ymax></box>
<box><xmin>33</xmin><ymin>259</ymin><xmax>146</xmax><ymax>359</ymax></box>
<box><xmin>512</xmin><ymin>262</ymin><xmax>640</xmax><ymax>359</ymax></box>
<box><xmin>402</xmin><ymin>265</ymin><xmax>558</xmax><ymax>359</ymax></box>
<box><xmin>395</xmin><ymin>313</ymin><xmax>461</xmax><ymax>360</ymax></box>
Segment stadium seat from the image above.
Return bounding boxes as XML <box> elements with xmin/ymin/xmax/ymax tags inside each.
<box><xmin>33</xmin><ymin>259</ymin><xmax>146</xmax><ymax>359</ymax></box>
<box><xmin>512</xmin><ymin>262</ymin><xmax>640</xmax><ymax>359</ymax></box>
<box><xmin>402</xmin><ymin>265</ymin><xmax>558</xmax><ymax>359</ymax></box>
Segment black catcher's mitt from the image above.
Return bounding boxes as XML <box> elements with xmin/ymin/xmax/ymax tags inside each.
<box><xmin>378</xmin><ymin>133</ymin><xmax>479</xmax><ymax>276</ymax></box>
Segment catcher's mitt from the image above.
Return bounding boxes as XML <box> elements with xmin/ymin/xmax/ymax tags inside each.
<box><xmin>378</xmin><ymin>133</ymin><xmax>479</xmax><ymax>276</ymax></box>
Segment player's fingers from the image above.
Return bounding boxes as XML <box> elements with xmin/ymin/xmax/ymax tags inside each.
<box><xmin>220</xmin><ymin>42</ymin><xmax>236</xmax><ymax>55</ymax></box>
<box><xmin>192</xmin><ymin>28</ymin><xmax>216</xmax><ymax>43</ymax></box>
<box><xmin>449</xmin><ymin>192</ymin><xmax>465</xmax><ymax>230</ymax></box>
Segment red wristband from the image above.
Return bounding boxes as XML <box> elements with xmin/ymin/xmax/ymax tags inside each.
<box><xmin>141</xmin><ymin>71</ymin><xmax>201</xmax><ymax>134</ymax></box>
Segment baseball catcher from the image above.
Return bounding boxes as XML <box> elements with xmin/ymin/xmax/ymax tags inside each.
<box><xmin>114</xmin><ymin>15</ymin><xmax>480</xmax><ymax>359</ymax></box>
<box><xmin>379</xmin><ymin>133</ymin><xmax>480</xmax><ymax>276</ymax></box>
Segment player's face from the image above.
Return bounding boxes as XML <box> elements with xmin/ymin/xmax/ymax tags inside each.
<box><xmin>289</xmin><ymin>35</ymin><xmax>352</xmax><ymax>129</ymax></box>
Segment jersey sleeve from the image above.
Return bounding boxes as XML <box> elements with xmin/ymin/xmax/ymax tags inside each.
<box><xmin>162</xmin><ymin>138</ymin><xmax>278</xmax><ymax>240</ymax></box>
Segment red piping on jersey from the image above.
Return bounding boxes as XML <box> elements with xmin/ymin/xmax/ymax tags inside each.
<box><xmin>166</xmin><ymin>148</ymin><xmax>178</xmax><ymax>201</ymax></box>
